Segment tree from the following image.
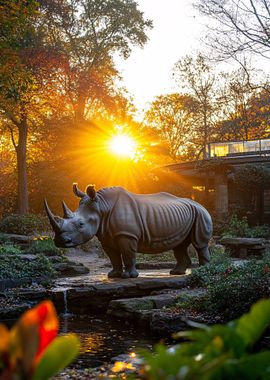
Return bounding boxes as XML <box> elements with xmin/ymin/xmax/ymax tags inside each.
<box><xmin>216</xmin><ymin>68</ymin><xmax>270</xmax><ymax>141</ymax></box>
<box><xmin>247</xmin><ymin>89</ymin><xmax>270</xmax><ymax>138</ymax></box>
<box><xmin>217</xmin><ymin>67</ymin><xmax>258</xmax><ymax>140</ymax></box>
<box><xmin>0</xmin><ymin>0</ymin><xmax>152</xmax><ymax>214</ymax></box>
<box><xmin>145</xmin><ymin>93</ymin><xmax>200</xmax><ymax>161</ymax></box>
<box><xmin>38</xmin><ymin>0</ymin><xmax>152</xmax><ymax>121</ymax></box>
<box><xmin>194</xmin><ymin>0</ymin><xmax>270</xmax><ymax>62</ymax></box>
<box><xmin>0</xmin><ymin>0</ymin><xmax>41</xmax><ymax>214</ymax></box>
<box><xmin>173</xmin><ymin>54</ymin><xmax>218</xmax><ymax>158</ymax></box>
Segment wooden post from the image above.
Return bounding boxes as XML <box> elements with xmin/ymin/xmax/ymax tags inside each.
<box><xmin>214</xmin><ymin>173</ymin><xmax>228</xmax><ymax>218</ymax></box>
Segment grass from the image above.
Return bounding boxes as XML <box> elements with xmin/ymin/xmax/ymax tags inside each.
<box><xmin>136</xmin><ymin>250</ymin><xmax>174</xmax><ymax>262</ymax></box>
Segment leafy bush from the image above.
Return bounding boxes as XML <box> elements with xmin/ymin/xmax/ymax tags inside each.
<box><xmin>0</xmin><ymin>214</ymin><xmax>50</xmax><ymax>235</ymax></box>
<box><xmin>137</xmin><ymin>250</ymin><xmax>174</xmax><ymax>262</ymax></box>
<box><xmin>188</xmin><ymin>254</ymin><xmax>270</xmax><ymax>320</ymax></box>
<box><xmin>28</xmin><ymin>236</ymin><xmax>62</xmax><ymax>256</ymax></box>
<box><xmin>251</xmin><ymin>225</ymin><xmax>270</xmax><ymax>238</ymax></box>
<box><xmin>141</xmin><ymin>299</ymin><xmax>270</xmax><ymax>380</ymax></box>
<box><xmin>206</xmin><ymin>258</ymin><xmax>270</xmax><ymax>320</ymax></box>
<box><xmin>187</xmin><ymin>253</ymin><xmax>232</xmax><ymax>288</ymax></box>
<box><xmin>0</xmin><ymin>254</ymin><xmax>55</xmax><ymax>279</ymax></box>
<box><xmin>221</xmin><ymin>214</ymin><xmax>269</xmax><ymax>238</ymax></box>
<box><xmin>0</xmin><ymin>244</ymin><xmax>21</xmax><ymax>255</ymax></box>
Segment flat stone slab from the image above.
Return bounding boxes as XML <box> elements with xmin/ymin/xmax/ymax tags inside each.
<box><xmin>107</xmin><ymin>288</ymin><xmax>208</xmax><ymax>335</ymax></box>
<box><xmin>0</xmin><ymin>233</ymin><xmax>31</xmax><ymax>245</ymax></box>
<box><xmin>220</xmin><ymin>237</ymin><xmax>267</xmax><ymax>246</ymax></box>
<box><xmin>51</xmin><ymin>271</ymin><xmax>188</xmax><ymax>314</ymax></box>
<box><xmin>219</xmin><ymin>237</ymin><xmax>269</xmax><ymax>258</ymax></box>
<box><xmin>54</xmin><ymin>270</ymin><xmax>188</xmax><ymax>288</ymax></box>
<box><xmin>107</xmin><ymin>291</ymin><xmax>181</xmax><ymax>320</ymax></box>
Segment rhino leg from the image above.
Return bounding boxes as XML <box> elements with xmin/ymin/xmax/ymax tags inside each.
<box><xmin>170</xmin><ymin>241</ymin><xmax>192</xmax><ymax>275</ymax></box>
<box><xmin>102</xmin><ymin>245</ymin><xmax>123</xmax><ymax>278</ymax></box>
<box><xmin>117</xmin><ymin>236</ymin><xmax>139</xmax><ymax>279</ymax></box>
<box><xmin>196</xmin><ymin>246</ymin><xmax>210</xmax><ymax>266</ymax></box>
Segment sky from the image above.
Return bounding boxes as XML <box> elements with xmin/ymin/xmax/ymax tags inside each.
<box><xmin>115</xmin><ymin>0</ymin><xmax>206</xmax><ymax>113</ymax></box>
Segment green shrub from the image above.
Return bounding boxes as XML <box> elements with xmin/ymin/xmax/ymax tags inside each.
<box><xmin>221</xmin><ymin>214</ymin><xmax>269</xmax><ymax>238</ymax></box>
<box><xmin>136</xmin><ymin>251</ymin><xmax>174</xmax><ymax>262</ymax></box>
<box><xmin>28</xmin><ymin>236</ymin><xmax>62</xmax><ymax>256</ymax></box>
<box><xmin>0</xmin><ymin>214</ymin><xmax>50</xmax><ymax>235</ymax></box>
<box><xmin>206</xmin><ymin>257</ymin><xmax>270</xmax><ymax>320</ymax></box>
<box><xmin>188</xmin><ymin>254</ymin><xmax>270</xmax><ymax>320</ymax></box>
<box><xmin>0</xmin><ymin>254</ymin><xmax>55</xmax><ymax>279</ymax></box>
<box><xmin>250</xmin><ymin>225</ymin><xmax>270</xmax><ymax>238</ymax></box>
<box><xmin>141</xmin><ymin>299</ymin><xmax>270</xmax><ymax>380</ymax></box>
<box><xmin>0</xmin><ymin>244</ymin><xmax>21</xmax><ymax>255</ymax></box>
<box><xmin>222</xmin><ymin>214</ymin><xmax>250</xmax><ymax>237</ymax></box>
<box><xmin>187</xmin><ymin>254</ymin><xmax>232</xmax><ymax>288</ymax></box>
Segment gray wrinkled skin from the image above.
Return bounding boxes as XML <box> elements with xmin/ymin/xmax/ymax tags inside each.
<box><xmin>45</xmin><ymin>185</ymin><xmax>212</xmax><ymax>278</ymax></box>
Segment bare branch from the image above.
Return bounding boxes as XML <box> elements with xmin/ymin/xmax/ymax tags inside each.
<box><xmin>7</xmin><ymin>125</ymin><xmax>18</xmax><ymax>151</ymax></box>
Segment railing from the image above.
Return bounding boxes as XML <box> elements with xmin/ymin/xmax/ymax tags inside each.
<box><xmin>207</xmin><ymin>138</ymin><xmax>270</xmax><ymax>158</ymax></box>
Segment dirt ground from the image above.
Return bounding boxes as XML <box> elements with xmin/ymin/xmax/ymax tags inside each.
<box><xmin>64</xmin><ymin>236</ymin><xmax>110</xmax><ymax>276</ymax></box>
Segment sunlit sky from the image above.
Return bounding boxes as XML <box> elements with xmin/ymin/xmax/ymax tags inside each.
<box><xmin>115</xmin><ymin>0</ymin><xmax>206</xmax><ymax>113</ymax></box>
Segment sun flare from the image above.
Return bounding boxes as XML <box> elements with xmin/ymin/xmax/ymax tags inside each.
<box><xmin>109</xmin><ymin>134</ymin><xmax>137</xmax><ymax>158</ymax></box>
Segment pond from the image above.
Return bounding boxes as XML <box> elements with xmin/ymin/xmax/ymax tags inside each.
<box><xmin>60</xmin><ymin>314</ymin><xmax>157</xmax><ymax>368</ymax></box>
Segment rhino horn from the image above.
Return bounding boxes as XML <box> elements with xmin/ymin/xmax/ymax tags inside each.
<box><xmin>44</xmin><ymin>199</ymin><xmax>62</xmax><ymax>233</ymax></box>
<box><xmin>62</xmin><ymin>201</ymin><xmax>74</xmax><ymax>219</ymax></box>
<box><xmin>73</xmin><ymin>183</ymin><xmax>85</xmax><ymax>198</ymax></box>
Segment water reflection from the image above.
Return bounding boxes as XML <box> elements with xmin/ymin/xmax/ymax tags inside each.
<box><xmin>59</xmin><ymin>314</ymin><xmax>155</xmax><ymax>368</ymax></box>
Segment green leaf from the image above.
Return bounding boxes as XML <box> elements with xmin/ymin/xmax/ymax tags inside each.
<box><xmin>225</xmin><ymin>352</ymin><xmax>270</xmax><ymax>380</ymax></box>
<box><xmin>236</xmin><ymin>299</ymin><xmax>270</xmax><ymax>347</ymax></box>
<box><xmin>32</xmin><ymin>334</ymin><xmax>80</xmax><ymax>380</ymax></box>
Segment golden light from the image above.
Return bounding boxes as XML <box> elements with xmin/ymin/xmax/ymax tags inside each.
<box><xmin>109</xmin><ymin>134</ymin><xmax>137</xmax><ymax>159</ymax></box>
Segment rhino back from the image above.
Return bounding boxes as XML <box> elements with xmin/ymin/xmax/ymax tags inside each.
<box><xmin>100</xmin><ymin>189</ymin><xmax>195</xmax><ymax>249</ymax></box>
<box><xmin>134</xmin><ymin>193</ymin><xmax>196</xmax><ymax>245</ymax></box>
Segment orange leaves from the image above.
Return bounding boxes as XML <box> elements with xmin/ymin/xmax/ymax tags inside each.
<box><xmin>0</xmin><ymin>300</ymin><xmax>79</xmax><ymax>380</ymax></box>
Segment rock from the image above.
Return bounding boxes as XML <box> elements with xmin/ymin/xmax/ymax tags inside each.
<box><xmin>108</xmin><ymin>288</ymin><xmax>208</xmax><ymax>336</ymax></box>
<box><xmin>51</xmin><ymin>273</ymin><xmax>189</xmax><ymax>313</ymax></box>
<box><xmin>150</xmin><ymin>310</ymin><xmax>188</xmax><ymax>335</ymax></box>
<box><xmin>136</xmin><ymin>276</ymin><xmax>187</xmax><ymax>290</ymax></box>
<box><xmin>107</xmin><ymin>292</ymin><xmax>180</xmax><ymax>321</ymax></box>
<box><xmin>219</xmin><ymin>237</ymin><xmax>268</xmax><ymax>258</ymax></box>
<box><xmin>48</xmin><ymin>256</ymin><xmax>65</xmax><ymax>263</ymax></box>
<box><xmin>53</xmin><ymin>262</ymin><xmax>89</xmax><ymax>276</ymax></box>
<box><xmin>0</xmin><ymin>303</ymin><xmax>31</xmax><ymax>319</ymax></box>
<box><xmin>17</xmin><ymin>289</ymin><xmax>50</xmax><ymax>301</ymax></box>
<box><xmin>0</xmin><ymin>233</ymin><xmax>31</xmax><ymax>247</ymax></box>
<box><xmin>0</xmin><ymin>278</ymin><xmax>32</xmax><ymax>291</ymax></box>
<box><xmin>220</xmin><ymin>237</ymin><xmax>267</xmax><ymax>245</ymax></box>
<box><xmin>150</xmin><ymin>288</ymin><xmax>208</xmax><ymax>336</ymax></box>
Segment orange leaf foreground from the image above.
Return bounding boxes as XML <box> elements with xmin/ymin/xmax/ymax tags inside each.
<box><xmin>0</xmin><ymin>300</ymin><xmax>59</xmax><ymax>379</ymax></box>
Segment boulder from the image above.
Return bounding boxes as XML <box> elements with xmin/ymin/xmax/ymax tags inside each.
<box><xmin>107</xmin><ymin>292</ymin><xmax>180</xmax><ymax>321</ymax></box>
<box><xmin>53</xmin><ymin>261</ymin><xmax>89</xmax><ymax>276</ymax></box>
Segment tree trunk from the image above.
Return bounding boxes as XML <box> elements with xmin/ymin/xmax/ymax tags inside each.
<box><xmin>74</xmin><ymin>95</ymin><xmax>86</xmax><ymax>121</ymax></box>
<box><xmin>202</xmin><ymin>106</ymin><xmax>208</xmax><ymax>159</ymax></box>
<box><xmin>16</xmin><ymin>121</ymin><xmax>29</xmax><ymax>214</ymax></box>
<box><xmin>74</xmin><ymin>76</ymin><xmax>87</xmax><ymax>121</ymax></box>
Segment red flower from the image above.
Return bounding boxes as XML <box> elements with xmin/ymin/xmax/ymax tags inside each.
<box><xmin>0</xmin><ymin>301</ymin><xmax>59</xmax><ymax>378</ymax></box>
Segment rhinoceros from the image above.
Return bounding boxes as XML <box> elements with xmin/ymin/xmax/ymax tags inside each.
<box><xmin>44</xmin><ymin>184</ymin><xmax>212</xmax><ymax>278</ymax></box>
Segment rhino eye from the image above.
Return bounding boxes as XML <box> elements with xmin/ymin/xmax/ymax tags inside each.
<box><xmin>79</xmin><ymin>221</ymin><xmax>84</xmax><ymax>228</ymax></box>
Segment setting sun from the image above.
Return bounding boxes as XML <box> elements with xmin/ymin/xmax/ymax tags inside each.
<box><xmin>109</xmin><ymin>134</ymin><xmax>137</xmax><ymax>158</ymax></box>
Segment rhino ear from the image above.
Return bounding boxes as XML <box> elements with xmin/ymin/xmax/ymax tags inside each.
<box><xmin>86</xmin><ymin>184</ymin><xmax>96</xmax><ymax>200</ymax></box>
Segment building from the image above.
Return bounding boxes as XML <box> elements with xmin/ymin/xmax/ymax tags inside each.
<box><xmin>165</xmin><ymin>138</ymin><xmax>270</xmax><ymax>224</ymax></box>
